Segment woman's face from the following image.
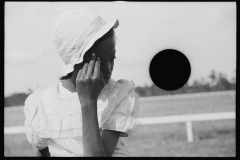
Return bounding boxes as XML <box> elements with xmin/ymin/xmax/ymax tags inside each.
<box><xmin>74</xmin><ymin>36</ymin><xmax>116</xmax><ymax>84</ymax></box>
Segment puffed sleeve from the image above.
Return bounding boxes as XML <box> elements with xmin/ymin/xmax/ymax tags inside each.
<box><xmin>102</xmin><ymin>79</ymin><xmax>142</xmax><ymax>137</ymax></box>
<box><xmin>23</xmin><ymin>87</ymin><xmax>48</xmax><ymax>150</ymax></box>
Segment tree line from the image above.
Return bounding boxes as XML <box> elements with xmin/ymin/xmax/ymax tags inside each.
<box><xmin>4</xmin><ymin>70</ymin><xmax>236</xmax><ymax>107</ymax></box>
<box><xmin>135</xmin><ymin>70</ymin><xmax>236</xmax><ymax>97</ymax></box>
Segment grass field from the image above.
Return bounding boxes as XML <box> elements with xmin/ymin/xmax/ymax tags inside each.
<box><xmin>125</xmin><ymin>119</ymin><xmax>235</xmax><ymax>157</ymax></box>
<box><xmin>4</xmin><ymin>91</ymin><xmax>236</xmax><ymax>157</ymax></box>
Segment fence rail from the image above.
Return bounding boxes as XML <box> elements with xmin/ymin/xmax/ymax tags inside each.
<box><xmin>138</xmin><ymin>111</ymin><xmax>235</xmax><ymax>125</ymax></box>
<box><xmin>138</xmin><ymin>111</ymin><xmax>235</xmax><ymax>142</ymax></box>
<box><xmin>4</xmin><ymin>111</ymin><xmax>235</xmax><ymax>143</ymax></box>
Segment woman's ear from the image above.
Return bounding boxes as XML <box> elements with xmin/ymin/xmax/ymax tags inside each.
<box><xmin>83</xmin><ymin>48</ymin><xmax>95</xmax><ymax>60</ymax></box>
<box><xmin>73</xmin><ymin>48</ymin><xmax>94</xmax><ymax>75</ymax></box>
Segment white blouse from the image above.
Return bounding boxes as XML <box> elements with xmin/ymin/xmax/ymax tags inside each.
<box><xmin>24</xmin><ymin>78</ymin><xmax>142</xmax><ymax>157</ymax></box>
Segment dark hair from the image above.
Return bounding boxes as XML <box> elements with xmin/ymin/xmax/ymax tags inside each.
<box><xmin>59</xmin><ymin>28</ymin><xmax>116</xmax><ymax>80</ymax></box>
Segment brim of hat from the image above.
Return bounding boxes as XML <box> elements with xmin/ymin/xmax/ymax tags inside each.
<box><xmin>62</xmin><ymin>19</ymin><xmax>119</xmax><ymax>76</ymax></box>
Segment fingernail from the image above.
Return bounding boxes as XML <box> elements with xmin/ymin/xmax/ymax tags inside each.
<box><xmin>91</xmin><ymin>52</ymin><xmax>95</xmax><ymax>57</ymax></box>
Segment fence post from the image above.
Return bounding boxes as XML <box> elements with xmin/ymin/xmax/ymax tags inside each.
<box><xmin>186</xmin><ymin>121</ymin><xmax>193</xmax><ymax>142</ymax></box>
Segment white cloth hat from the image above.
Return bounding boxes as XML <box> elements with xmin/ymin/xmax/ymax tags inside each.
<box><xmin>52</xmin><ymin>7</ymin><xmax>119</xmax><ymax>76</ymax></box>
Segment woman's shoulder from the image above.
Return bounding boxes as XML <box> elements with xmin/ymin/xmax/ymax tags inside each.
<box><xmin>106</xmin><ymin>78</ymin><xmax>137</xmax><ymax>101</ymax></box>
<box><xmin>111</xmin><ymin>78</ymin><xmax>134</xmax><ymax>84</ymax></box>
<box><xmin>110</xmin><ymin>78</ymin><xmax>135</xmax><ymax>90</ymax></box>
<box><xmin>25</xmin><ymin>82</ymin><xmax>59</xmax><ymax>105</ymax></box>
<box><xmin>24</xmin><ymin>81</ymin><xmax>61</xmax><ymax>121</ymax></box>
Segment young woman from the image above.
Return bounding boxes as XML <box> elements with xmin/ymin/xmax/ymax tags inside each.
<box><xmin>24</xmin><ymin>8</ymin><xmax>141</xmax><ymax>157</ymax></box>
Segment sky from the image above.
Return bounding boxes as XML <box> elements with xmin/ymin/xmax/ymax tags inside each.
<box><xmin>4</xmin><ymin>2</ymin><xmax>236</xmax><ymax>96</ymax></box>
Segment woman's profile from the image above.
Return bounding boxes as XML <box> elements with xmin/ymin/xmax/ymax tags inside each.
<box><xmin>23</xmin><ymin>7</ymin><xmax>142</xmax><ymax>157</ymax></box>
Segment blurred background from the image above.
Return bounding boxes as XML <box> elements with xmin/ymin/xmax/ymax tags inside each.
<box><xmin>4</xmin><ymin>2</ymin><xmax>236</xmax><ymax>157</ymax></box>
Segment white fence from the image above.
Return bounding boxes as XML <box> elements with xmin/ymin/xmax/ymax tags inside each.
<box><xmin>138</xmin><ymin>111</ymin><xmax>235</xmax><ymax>142</ymax></box>
<box><xmin>4</xmin><ymin>126</ymin><xmax>26</xmax><ymax>135</ymax></box>
<box><xmin>4</xmin><ymin>91</ymin><xmax>235</xmax><ymax>143</ymax></box>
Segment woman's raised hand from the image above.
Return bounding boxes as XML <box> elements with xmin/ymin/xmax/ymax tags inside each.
<box><xmin>76</xmin><ymin>53</ymin><xmax>103</xmax><ymax>106</ymax></box>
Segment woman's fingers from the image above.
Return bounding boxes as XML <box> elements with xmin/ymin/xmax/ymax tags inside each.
<box><xmin>80</xmin><ymin>62</ymin><xmax>88</xmax><ymax>80</ymax></box>
<box><xmin>78</xmin><ymin>53</ymin><xmax>100</xmax><ymax>82</ymax></box>
<box><xmin>76</xmin><ymin>69</ymin><xmax>82</xmax><ymax>80</ymax></box>
<box><xmin>93</xmin><ymin>57</ymin><xmax>100</xmax><ymax>79</ymax></box>
<box><xmin>86</xmin><ymin>53</ymin><xmax>96</xmax><ymax>77</ymax></box>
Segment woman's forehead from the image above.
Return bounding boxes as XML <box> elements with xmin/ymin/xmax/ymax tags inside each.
<box><xmin>96</xmin><ymin>50</ymin><xmax>116</xmax><ymax>59</ymax></box>
<box><xmin>85</xmin><ymin>37</ymin><xmax>115</xmax><ymax>58</ymax></box>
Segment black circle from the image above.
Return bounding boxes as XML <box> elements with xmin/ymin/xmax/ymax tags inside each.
<box><xmin>149</xmin><ymin>49</ymin><xmax>191</xmax><ymax>91</ymax></box>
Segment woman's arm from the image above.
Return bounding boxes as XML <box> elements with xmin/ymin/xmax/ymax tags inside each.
<box><xmin>81</xmin><ymin>101</ymin><xmax>105</xmax><ymax>156</ymax></box>
<box><xmin>35</xmin><ymin>147</ymin><xmax>50</xmax><ymax>157</ymax></box>
<box><xmin>101</xmin><ymin>130</ymin><xmax>121</xmax><ymax>156</ymax></box>
<box><xmin>76</xmin><ymin>53</ymin><xmax>120</xmax><ymax>156</ymax></box>
<box><xmin>81</xmin><ymin>102</ymin><xmax>120</xmax><ymax>156</ymax></box>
